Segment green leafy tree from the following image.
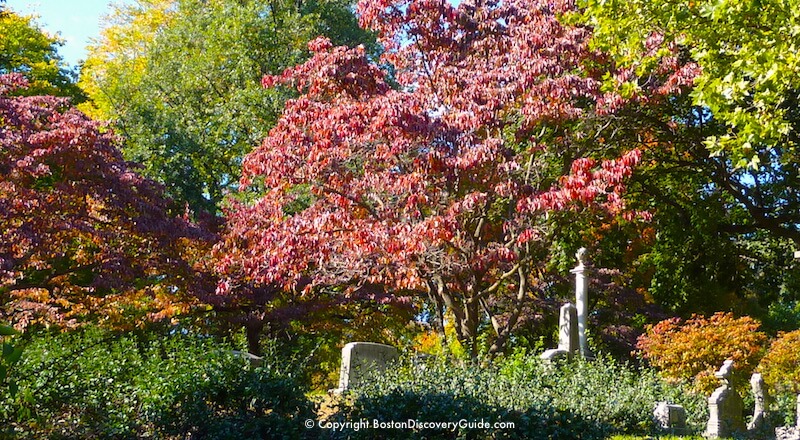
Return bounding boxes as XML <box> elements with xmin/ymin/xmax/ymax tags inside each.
<box><xmin>0</xmin><ymin>323</ymin><xmax>22</xmax><ymax>398</ymax></box>
<box><xmin>581</xmin><ymin>0</ymin><xmax>800</xmax><ymax>169</ymax></box>
<box><xmin>80</xmin><ymin>0</ymin><xmax>373</xmax><ymax>214</ymax></box>
<box><xmin>570</xmin><ymin>1</ymin><xmax>800</xmax><ymax>317</ymax></box>
<box><xmin>0</xmin><ymin>9</ymin><xmax>83</xmax><ymax>101</ymax></box>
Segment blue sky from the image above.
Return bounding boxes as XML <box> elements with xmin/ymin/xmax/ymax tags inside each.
<box><xmin>6</xmin><ymin>0</ymin><xmax>132</xmax><ymax>67</ymax></box>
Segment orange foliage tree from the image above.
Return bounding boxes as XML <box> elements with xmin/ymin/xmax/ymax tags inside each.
<box><xmin>758</xmin><ymin>329</ymin><xmax>800</xmax><ymax>393</ymax></box>
<box><xmin>636</xmin><ymin>312</ymin><xmax>768</xmax><ymax>393</ymax></box>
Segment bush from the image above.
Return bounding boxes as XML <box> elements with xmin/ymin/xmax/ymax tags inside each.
<box><xmin>329</xmin><ymin>352</ymin><xmax>706</xmax><ymax>439</ymax></box>
<box><xmin>759</xmin><ymin>329</ymin><xmax>800</xmax><ymax>394</ymax></box>
<box><xmin>636</xmin><ymin>312</ymin><xmax>767</xmax><ymax>394</ymax></box>
<box><xmin>0</xmin><ymin>327</ymin><xmax>316</xmax><ymax>439</ymax></box>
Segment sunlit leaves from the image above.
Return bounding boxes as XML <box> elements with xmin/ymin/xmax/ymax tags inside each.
<box><xmin>80</xmin><ymin>0</ymin><xmax>374</xmax><ymax>214</ymax></box>
<box><xmin>636</xmin><ymin>312</ymin><xmax>767</xmax><ymax>393</ymax></box>
<box><xmin>0</xmin><ymin>10</ymin><xmax>83</xmax><ymax>101</ymax></box>
<box><xmin>583</xmin><ymin>0</ymin><xmax>800</xmax><ymax>168</ymax></box>
<box><xmin>218</xmin><ymin>0</ymin><xmax>692</xmax><ymax>354</ymax></box>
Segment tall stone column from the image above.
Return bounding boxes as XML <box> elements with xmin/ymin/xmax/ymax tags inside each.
<box><xmin>570</xmin><ymin>247</ymin><xmax>590</xmax><ymax>358</ymax></box>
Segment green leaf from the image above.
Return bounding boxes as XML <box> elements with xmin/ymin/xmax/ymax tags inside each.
<box><xmin>8</xmin><ymin>380</ymin><xmax>18</xmax><ymax>397</ymax></box>
<box><xmin>7</xmin><ymin>346</ymin><xmax>23</xmax><ymax>364</ymax></box>
<box><xmin>0</xmin><ymin>324</ymin><xmax>17</xmax><ymax>336</ymax></box>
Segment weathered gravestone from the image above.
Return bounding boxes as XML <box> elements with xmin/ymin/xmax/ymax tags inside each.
<box><xmin>705</xmin><ymin>360</ymin><xmax>746</xmax><ymax>438</ymax></box>
<box><xmin>540</xmin><ymin>303</ymin><xmax>578</xmax><ymax>362</ymax></box>
<box><xmin>333</xmin><ymin>342</ymin><xmax>399</xmax><ymax>393</ymax></box>
<box><xmin>748</xmin><ymin>372</ymin><xmax>770</xmax><ymax>433</ymax></box>
<box><xmin>653</xmin><ymin>401</ymin><xmax>687</xmax><ymax>434</ymax></box>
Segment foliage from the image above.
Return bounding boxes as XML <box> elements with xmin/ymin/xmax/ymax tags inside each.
<box><xmin>574</xmin><ymin>0</ymin><xmax>800</xmax><ymax>323</ymax></box>
<box><xmin>636</xmin><ymin>312</ymin><xmax>768</xmax><ymax>393</ymax></box>
<box><xmin>581</xmin><ymin>0</ymin><xmax>800</xmax><ymax>169</ymax></box>
<box><xmin>0</xmin><ymin>327</ymin><xmax>316</xmax><ymax>439</ymax></box>
<box><xmin>758</xmin><ymin>329</ymin><xmax>800</xmax><ymax>394</ymax></box>
<box><xmin>218</xmin><ymin>0</ymin><xmax>697</xmax><ymax>357</ymax></box>
<box><xmin>80</xmin><ymin>0</ymin><xmax>374</xmax><ymax>214</ymax></box>
<box><xmin>331</xmin><ymin>353</ymin><xmax>706</xmax><ymax>439</ymax></box>
<box><xmin>0</xmin><ymin>9</ymin><xmax>83</xmax><ymax>101</ymax></box>
<box><xmin>0</xmin><ymin>74</ymin><xmax>214</xmax><ymax>330</ymax></box>
<box><xmin>0</xmin><ymin>323</ymin><xmax>22</xmax><ymax>397</ymax></box>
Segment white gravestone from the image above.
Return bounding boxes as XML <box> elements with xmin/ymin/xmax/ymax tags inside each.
<box><xmin>540</xmin><ymin>303</ymin><xmax>578</xmax><ymax>362</ymax></box>
<box><xmin>334</xmin><ymin>342</ymin><xmax>399</xmax><ymax>393</ymax></box>
<box><xmin>653</xmin><ymin>401</ymin><xmax>687</xmax><ymax>433</ymax></box>
<box><xmin>558</xmin><ymin>302</ymin><xmax>578</xmax><ymax>355</ymax></box>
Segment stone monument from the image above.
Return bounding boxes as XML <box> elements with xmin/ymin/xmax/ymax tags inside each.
<box><xmin>231</xmin><ymin>350</ymin><xmax>264</xmax><ymax>368</ymax></box>
<box><xmin>570</xmin><ymin>247</ymin><xmax>590</xmax><ymax>358</ymax></box>
<box><xmin>705</xmin><ymin>360</ymin><xmax>745</xmax><ymax>438</ymax></box>
<box><xmin>557</xmin><ymin>302</ymin><xmax>579</xmax><ymax>354</ymax></box>
<box><xmin>540</xmin><ymin>303</ymin><xmax>578</xmax><ymax>362</ymax></box>
<box><xmin>653</xmin><ymin>401</ymin><xmax>687</xmax><ymax>434</ymax></box>
<box><xmin>333</xmin><ymin>342</ymin><xmax>399</xmax><ymax>393</ymax></box>
<box><xmin>748</xmin><ymin>372</ymin><xmax>770</xmax><ymax>432</ymax></box>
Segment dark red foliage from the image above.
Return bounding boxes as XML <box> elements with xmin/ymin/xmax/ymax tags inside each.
<box><xmin>0</xmin><ymin>74</ymin><xmax>214</xmax><ymax>329</ymax></box>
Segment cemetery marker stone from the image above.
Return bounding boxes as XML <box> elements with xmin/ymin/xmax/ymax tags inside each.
<box><xmin>334</xmin><ymin>342</ymin><xmax>399</xmax><ymax>393</ymax></box>
<box><xmin>705</xmin><ymin>360</ymin><xmax>745</xmax><ymax>438</ymax></box>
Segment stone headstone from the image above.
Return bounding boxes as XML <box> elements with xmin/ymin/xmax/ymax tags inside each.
<box><xmin>653</xmin><ymin>401</ymin><xmax>687</xmax><ymax>433</ymax></box>
<box><xmin>705</xmin><ymin>360</ymin><xmax>746</xmax><ymax>438</ymax></box>
<box><xmin>334</xmin><ymin>342</ymin><xmax>399</xmax><ymax>393</ymax></box>
<box><xmin>231</xmin><ymin>350</ymin><xmax>264</xmax><ymax>368</ymax></box>
<box><xmin>557</xmin><ymin>303</ymin><xmax>578</xmax><ymax>355</ymax></box>
<box><xmin>748</xmin><ymin>372</ymin><xmax>770</xmax><ymax>432</ymax></box>
<box><xmin>539</xmin><ymin>348</ymin><xmax>569</xmax><ymax>363</ymax></box>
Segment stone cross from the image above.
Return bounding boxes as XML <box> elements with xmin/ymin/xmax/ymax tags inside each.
<box><xmin>570</xmin><ymin>247</ymin><xmax>590</xmax><ymax>358</ymax></box>
<box><xmin>705</xmin><ymin>360</ymin><xmax>746</xmax><ymax>438</ymax></box>
<box><xmin>748</xmin><ymin>372</ymin><xmax>769</xmax><ymax>432</ymax></box>
<box><xmin>333</xmin><ymin>342</ymin><xmax>399</xmax><ymax>393</ymax></box>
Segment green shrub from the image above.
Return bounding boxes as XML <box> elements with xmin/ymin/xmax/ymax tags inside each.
<box><xmin>330</xmin><ymin>352</ymin><xmax>706</xmax><ymax>439</ymax></box>
<box><xmin>0</xmin><ymin>326</ymin><xmax>316</xmax><ymax>439</ymax></box>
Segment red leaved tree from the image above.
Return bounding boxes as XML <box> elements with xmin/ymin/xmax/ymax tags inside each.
<box><xmin>0</xmin><ymin>74</ymin><xmax>214</xmax><ymax>330</ymax></box>
<box><xmin>216</xmin><ymin>0</ymin><xmax>697</xmax><ymax>356</ymax></box>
